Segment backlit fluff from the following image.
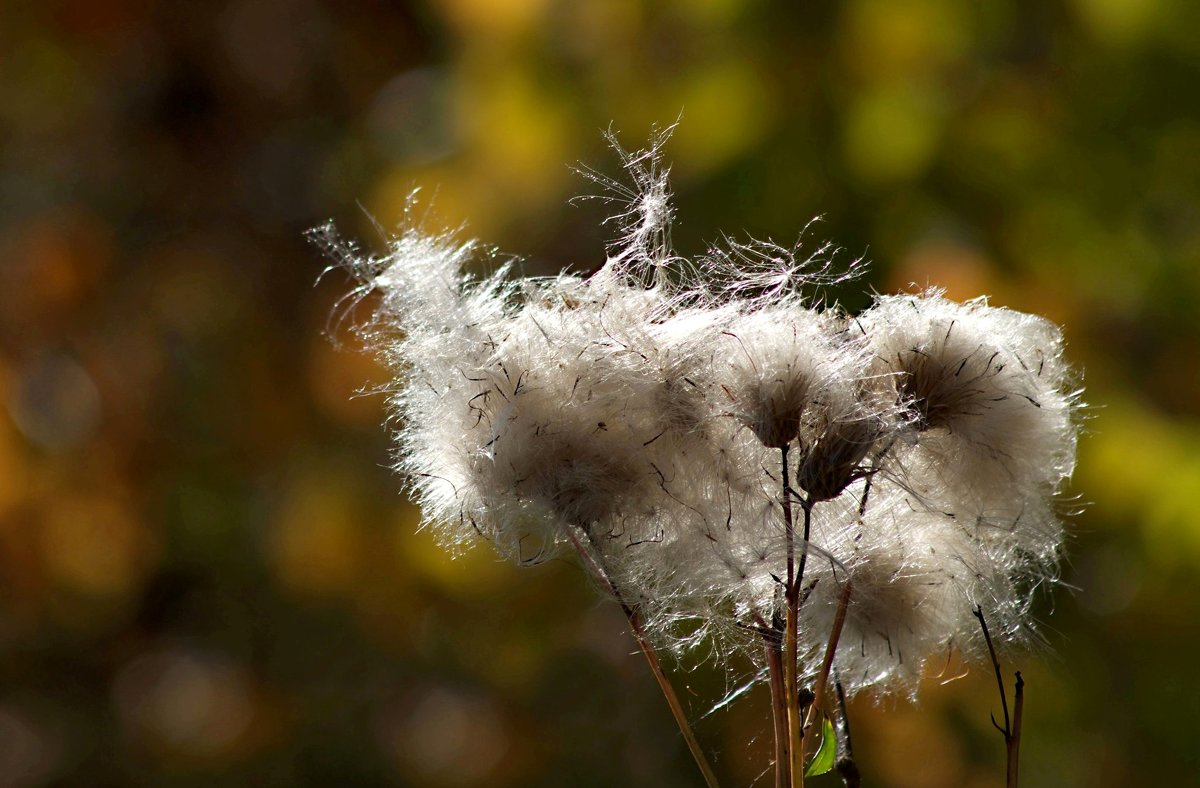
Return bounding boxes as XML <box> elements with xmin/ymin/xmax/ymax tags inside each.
<box><xmin>318</xmin><ymin>134</ymin><xmax>1081</xmax><ymax>698</ymax></box>
<box><xmin>856</xmin><ymin>293</ymin><xmax>1080</xmax><ymax>575</ymax></box>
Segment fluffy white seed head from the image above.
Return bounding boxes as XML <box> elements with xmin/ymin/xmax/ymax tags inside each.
<box><xmin>322</xmin><ymin>133</ymin><xmax>1080</xmax><ymax>704</ymax></box>
<box><xmin>858</xmin><ymin>292</ymin><xmax>1077</xmax><ymax>489</ymax></box>
<box><xmin>717</xmin><ymin>306</ymin><xmax>861</xmax><ymax>450</ymax></box>
<box><xmin>855</xmin><ymin>292</ymin><xmax>1080</xmax><ymax>581</ymax></box>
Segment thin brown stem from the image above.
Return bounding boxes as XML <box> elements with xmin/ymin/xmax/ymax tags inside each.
<box><xmin>785</xmin><ymin>607</ymin><xmax>803</xmax><ymax>786</ymax></box>
<box><xmin>755</xmin><ymin>612</ymin><xmax>790</xmax><ymax>788</ymax></box>
<box><xmin>795</xmin><ymin>499</ymin><xmax>813</xmax><ymax>596</ymax></box>
<box><xmin>803</xmin><ymin>580</ymin><xmax>852</xmax><ymax>737</ymax></box>
<box><xmin>857</xmin><ymin>438</ymin><xmax>896</xmax><ymax>519</ymax></box>
<box><xmin>833</xmin><ymin>680</ymin><xmax>861</xmax><ymax>788</ymax></box>
<box><xmin>780</xmin><ymin>446</ymin><xmax>796</xmax><ymax>611</ymax></box>
<box><xmin>1008</xmin><ymin>672</ymin><xmax>1024</xmax><ymax>788</ymax></box>
<box><xmin>789</xmin><ymin>498</ymin><xmax>815</xmax><ymax>785</ymax></box>
<box><xmin>566</xmin><ymin>527</ymin><xmax>721</xmax><ymax>788</ymax></box>
<box><xmin>974</xmin><ymin>606</ymin><xmax>1022</xmax><ymax>788</ymax></box>
<box><xmin>974</xmin><ymin>607</ymin><xmax>1011</xmax><ymax>737</ymax></box>
<box><xmin>629</xmin><ymin>617</ymin><xmax>721</xmax><ymax>788</ymax></box>
<box><xmin>779</xmin><ymin>447</ymin><xmax>804</xmax><ymax>788</ymax></box>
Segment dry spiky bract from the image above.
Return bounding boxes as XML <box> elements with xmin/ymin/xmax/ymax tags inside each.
<box><xmin>316</xmin><ymin>131</ymin><xmax>1081</xmax><ymax>739</ymax></box>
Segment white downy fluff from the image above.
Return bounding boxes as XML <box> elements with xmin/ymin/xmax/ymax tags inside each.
<box><xmin>317</xmin><ymin>132</ymin><xmax>1081</xmax><ymax>699</ymax></box>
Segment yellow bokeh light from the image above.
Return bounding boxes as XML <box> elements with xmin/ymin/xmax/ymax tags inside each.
<box><xmin>270</xmin><ymin>480</ymin><xmax>365</xmax><ymax>597</ymax></box>
<box><xmin>1069</xmin><ymin>0</ymin><xmax>1161</xmax><ymax>46</ymax></box>
<box><xmin>671</xmin><ymin>58</ymin><xmax>775</xmax><ymax>174</ymax></box>
<box><xmin>843</xmin><ymin>84</ymin><xmax>944</xmax><ymax>184</ymax></box>
<box><xmin>433</xmin><ymin>0</ymin><xmax>552</xmax><ymax>39</ymax></box>
<box><xmin>39</xmin><ymin>492</ymin><xmax>155</xmax><ymax>598</ymax></box>
<box><xmin>839</xmin><ymin>0</ymin><xmax>970</xmax><ymax>81</ymax></box>
<box><xmin>393</xmin><ymin>506</ymin><xmax>515</xmax><ymax>600</ymax></box>
<box><xmin>1079</xmin><ymin>397</ymin><xmax>1200</xmax><ymax>567</ymax></box>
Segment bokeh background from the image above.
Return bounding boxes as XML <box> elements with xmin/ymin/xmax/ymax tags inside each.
<box><xmin>2</xmin><ymin>0</ymin><xmax>1198</xmax><ymax>785</ymax></box>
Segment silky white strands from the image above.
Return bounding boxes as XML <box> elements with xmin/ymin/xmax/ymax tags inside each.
<box><xmin>315</xmin><ymin>132</ymin><xmax>1081</xmax><ymax>709</ymax></box>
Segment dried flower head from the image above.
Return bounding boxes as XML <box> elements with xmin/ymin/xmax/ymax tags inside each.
<box><xmin>316</xmin><ymin>131</ymin><xmax>1081</xmax><ymax>713</ymax></box>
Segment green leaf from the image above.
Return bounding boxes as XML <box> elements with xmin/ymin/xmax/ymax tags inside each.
<box><xmin>805</xmin><ymin>718</ymin><xmax>837</xmax><ymax>777</ymax></box>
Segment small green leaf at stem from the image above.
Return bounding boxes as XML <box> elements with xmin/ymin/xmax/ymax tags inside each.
<box><xmin>805</xmin><ymin>718</ymin><xmax>837</xmax><ymax>777</ymax></box>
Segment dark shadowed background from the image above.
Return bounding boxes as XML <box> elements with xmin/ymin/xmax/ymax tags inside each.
<box><xmin>2</xmin><ymin>1</ymin><xmax>1198</xmax><ymax>785</ymax></box>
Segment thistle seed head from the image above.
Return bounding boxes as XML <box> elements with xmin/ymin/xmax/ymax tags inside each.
<box><xmin>320</xmin><ymin>131</ymin><xmax>1081</xmax><ymax>702</ymax></box>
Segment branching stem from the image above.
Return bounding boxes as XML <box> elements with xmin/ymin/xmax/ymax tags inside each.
<box><xmin>780</xmin><ymin>447</ymin><xmax>805</xmax><ymax>787</ymax></box>
<box><xmin>1008</xmin><ymin>672</ymin><xmax>1024</xmax><ymax>788</ymax></box>
<box><xmin>974</xmin><ymin>606</ymin><xmax>1023</xmax><ymax>788</ymax></box>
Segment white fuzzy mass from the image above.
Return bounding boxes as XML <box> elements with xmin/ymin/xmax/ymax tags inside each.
<box><xmin>315</xmin><ymin>132</ymin><xmax>1081</xmax><ymax>699</ymax></box>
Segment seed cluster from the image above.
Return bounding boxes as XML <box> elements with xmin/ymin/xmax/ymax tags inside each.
<box><xmin>317</xmin><ymin>135</ymin><xmax>1080</xmax><ymax>698</ymax></box>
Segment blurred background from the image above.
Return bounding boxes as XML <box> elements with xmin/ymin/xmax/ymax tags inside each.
<box><xmin>1</xmin><ymin>0</ymin><xmax>1198</xmax><ymax>785</ymax></box>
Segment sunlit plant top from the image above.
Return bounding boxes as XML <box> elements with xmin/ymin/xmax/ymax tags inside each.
<box><xmin>316</xmin><ymin>127</ymin><xmax>1081</xmax><ymax>787</ymax></box>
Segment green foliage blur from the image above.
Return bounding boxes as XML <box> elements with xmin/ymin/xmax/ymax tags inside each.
<box><xmin>1</xmin><ymin>1</ymin><xmax>1197</xmax><ymax>785</ymax></box>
